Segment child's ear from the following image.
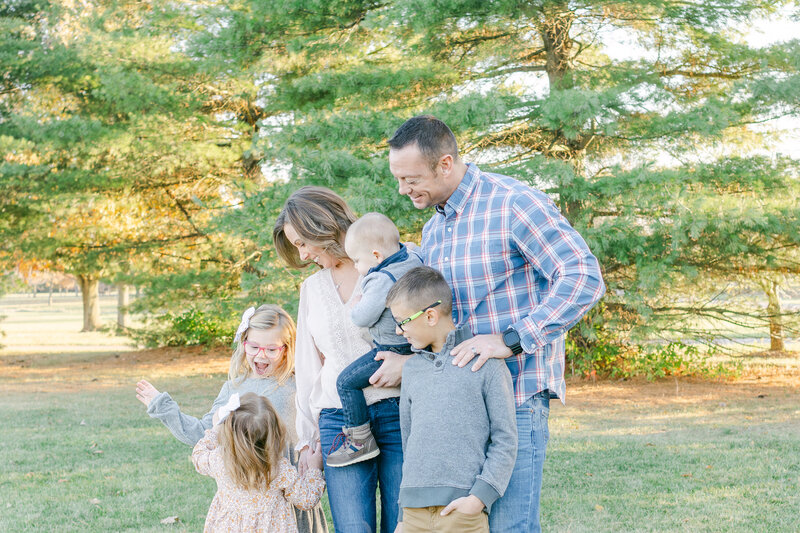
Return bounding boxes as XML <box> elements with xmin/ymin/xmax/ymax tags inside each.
<box><xmin>425</xmin><ymin>308</ymin><xmax>441</xmax><ymax>326</ymax></box>
<box><xmin>372</xmin><ymin>250</ymin><xmax>384</xmax><ymax>262</ymax></box>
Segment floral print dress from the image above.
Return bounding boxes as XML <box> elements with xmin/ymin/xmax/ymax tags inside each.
<box><xmin>192</xmin><ymin>428</ymin><xmax>326</xmax><ymax>533</ymax></box>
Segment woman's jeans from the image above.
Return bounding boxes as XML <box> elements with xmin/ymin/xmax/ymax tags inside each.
<box><xmin>319</xmin><ymin>397</ymin><xmax>403</xmax><ymax>533</ymax></box>
<box><xmin>488</xmin><ymin>391</ymin><xmax>551</xmax><ymax>533</ymax></box>
<box><xmin>336</xmin><ymin>343</ymin><xmax>412</xmax><ymax>428</ymax></box>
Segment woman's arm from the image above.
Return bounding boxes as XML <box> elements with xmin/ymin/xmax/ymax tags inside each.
<box><xmin>143</xmin><ymin>380</ymin><xmax>232</xmax><ymax>446</ymax></box>
<box><xmin>294</xmin><ymin>281</ymin><xmax>324</xmax><ymax>451</ymax></box>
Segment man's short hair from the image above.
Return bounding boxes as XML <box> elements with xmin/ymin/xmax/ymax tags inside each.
<box><xmin>386</xmin><ymin>266</ymin><xmax>453</xmax><ymax>316</ymax></box>
<box><xmin>346</xmin><ymin>213</ymin><xmax>400</xmax><ymax>257</ymax></box>
<box><xmin>388</xmin><ymin>115</ymin><xmax>459</xmax><ymax>170</ymax></box>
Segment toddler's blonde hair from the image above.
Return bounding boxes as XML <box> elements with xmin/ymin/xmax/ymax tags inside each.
<box><xmin>218</xmin><ymin>393</ymin><xmax>287</xmax><ymax>490</ymax></box>
<box><xmin>345</xmin><ymin>212</ymin><xmax>401</xmax><ymax>258</ymax></box>
<box><xmin>229</xmin><ymin>304</ymin><xmax>295</xmax><ymax>385</ymax></box>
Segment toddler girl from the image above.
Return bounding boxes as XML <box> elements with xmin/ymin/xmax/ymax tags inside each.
<box><xmin>192</xmin><ymin>392</ymin><xmax>326</xmax><ymax>533</ymax></box>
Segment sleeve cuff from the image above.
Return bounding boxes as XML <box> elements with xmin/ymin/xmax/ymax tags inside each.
<box><xmin>295</xmin><ymin>439</ymin><xmax>315</xmax><ymax>452</ymax></box>
<box><xmin>146</xmin><ymin>391</ymin><xmax>173</xmax><ymax>417</ymax></box>
<box><xmin>513</xmin><ymin>318</ymin><xmax>547</xmax><ymax>354</ymax></box>
<box><xmin>470</xmin><ymin>478</ymin><xmax>501</xmax><ymax>511</ymax></box>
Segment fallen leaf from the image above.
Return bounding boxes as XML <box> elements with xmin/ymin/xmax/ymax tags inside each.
<box><xmin>585</xmin><ymin>472</ymin><xmax>593</xmax><ymax>476</ymax></box>
<box><xmin>160</xmin><ymin>516</ymin><xmax>180</xmax><ymax>524</ymax></box>
<box><xmin>89</xmin><ymin>498</ymin><xmax>101</xmax><ymax>505</ymax></box>
<box><xmin>93</xmin><ymin>450</ymin><xmax>103</xmax><ymax>454</ymax></box>
<box><xmin>58</xmin><ymin>478</ymin><xmax>68</xmax><ymax>483</ymax></box>
<box><xmin>645</xmin><ymin>443</ymin><xmax>655</xmax><ymax>447</ymax></box>
<box><xmin>681</xmin><ymin>473</ymin><xmax>692</xmax><ymax>478</ymax></box>
<box><xmin>594</xmin><ymin>504</ymin><xmax>604</xmax><ymax>511</ymax></box>
<box><xmin>706</xmin><ymin>465</ymin><xmax>713</xmax><ymax>469</ymax></box>
<box><xmin>79</xmin><ymin>420</ymin><xmax>86</xmax><ymax>426</ymax></box>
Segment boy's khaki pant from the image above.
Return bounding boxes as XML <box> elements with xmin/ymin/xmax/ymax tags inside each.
<box><xmin>402</xmin><ymin>507</ymin><xmax>489</xmax><ymax>533</ymax></box>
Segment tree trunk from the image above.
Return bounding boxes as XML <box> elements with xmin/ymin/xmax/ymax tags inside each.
<box><xmin>758</xmin><ymin>277</ymin><xmax>785</xmax><ymax>352</ymax></box>
<box><xmin>117</xmin><ymin>283</ymin><xmax>130</xmax><ymax>329</ymax></box>
<box><xmin>77</xmin><ymin>274</ymin><xmax>101</xmax><ymax>332</ymax></box>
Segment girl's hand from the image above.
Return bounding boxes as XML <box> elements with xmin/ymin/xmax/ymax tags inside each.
<box><xmin>307</xmin><ymin>441</ymin><xmax>323</xmax><ymax>471</ymax></box>
<box><xmin>440</xmin><ymin>495</ymin><xmax>484</xmax><ymax>516</ymax></box>
<box><xmin>135</xmin><ymin>379</ymin><xmax>161</xmax><ymax>408</ymax></box>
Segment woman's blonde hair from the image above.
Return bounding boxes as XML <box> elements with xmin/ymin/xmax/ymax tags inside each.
<box><xmin>272</xmin><ymin>186</ymin><xmax>357</xmax><ymax>269</ymax></box>
<box><xmin>229</xmin><ymin>304</ymin><xmax>295</xmax><ymax>385</ymax></box>
<box><xmin>218</xmin><ymin>393</ymin><xmax>286</xmax><ymax>490</ymax></box>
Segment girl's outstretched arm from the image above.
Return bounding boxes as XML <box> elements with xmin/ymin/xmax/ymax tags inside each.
<box><xmin>284</xmin><ymin>468</ymin><xmax>326</xmax><ymax>511</ymax></box>
<box><xmin>278</xmin><ymin>446</ymin><xmax>326</xmax><ymax>511</ymax></box>
<box><xmin>140</xmin><ymin>380</ymin><xmax>232</xmax><ymax>446</ymax></box>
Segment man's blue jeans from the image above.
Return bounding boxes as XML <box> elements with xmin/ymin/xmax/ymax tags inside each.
<box><xmin>319</xmin><ymin>397</ymin><xmax>403</xmax><ymax>533</ymax></box>
<box><xmin>489</xmin><ymin>391</ymin><xmax>551</xmax><ymax>533</ymax></box>
<box><xmin>336</xmin><ymin>343</ymin><xmax>412</xmax><ymax>428</ymax></box>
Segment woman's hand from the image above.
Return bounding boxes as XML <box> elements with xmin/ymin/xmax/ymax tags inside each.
<box><xmin>297</xmin><ymin>445</ymin><xmax>311</xmax><ymax>476</ymax></box>
<box><xmin>306</xmin><ymin>441</ymin><xmax>323</xmax><ymax>471</ymax></box>
<box><xmin>135</xmin><ymin>379</ymin><xmax>161</xmax><ymax>408</ymax></box>
<box><xmin>394</xmin><ymin>522</ymin><xmax>403</xmax><ymax>533</ymax></box>
<box><xmin>440</xmin><ymin>495</ymin><xmax>485</xmax><ymax>516</ymax></box>
<box><xmin>369</xmin><ymin>351</ymin><xmax>409</xmax><ymax>388</ymax></box>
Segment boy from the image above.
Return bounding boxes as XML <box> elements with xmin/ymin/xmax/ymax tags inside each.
<box><xmin>326</xmin><ymin>212</ymin><xmax>422</xmax><ymax>467</ymax></box>
<box><xmin>387</xmin><ymin>266</ymin><xmax>517</xmax><ymax>533</ymax></box>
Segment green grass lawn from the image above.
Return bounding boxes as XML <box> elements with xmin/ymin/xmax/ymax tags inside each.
<box><xmin>2</xmin><ymin>294</ymin><xmax>799</xmax><ymax>532</ymax></box>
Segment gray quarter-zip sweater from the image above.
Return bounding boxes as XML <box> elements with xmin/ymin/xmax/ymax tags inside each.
<box><xmin>398</xmin><ymin>326</ymin><xmax>517</xmax><ymax>518</ymax></box>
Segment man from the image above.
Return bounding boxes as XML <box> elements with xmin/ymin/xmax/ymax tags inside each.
<box><xmin>386</xmin><ymin>115</ymin><xmax>605</xmax><ymax>533</ymax></box>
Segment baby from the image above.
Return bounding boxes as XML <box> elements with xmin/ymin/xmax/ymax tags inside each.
<box><xmin>326</xmin><ymin>212</ymin><xmax>422</xmax><ymax>467</ymax></box>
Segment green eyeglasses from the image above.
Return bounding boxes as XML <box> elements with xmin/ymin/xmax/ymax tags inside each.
<box><xmin>394</xmin><ymin>300</ymin><xmax>442</xmax><ymax>332</ymax></box>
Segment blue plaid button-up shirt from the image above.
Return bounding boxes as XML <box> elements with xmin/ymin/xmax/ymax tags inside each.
<box><xmin>417</xmin><ymin>163</ymin><xmax>605</xmax><ymax>405</ymax></box>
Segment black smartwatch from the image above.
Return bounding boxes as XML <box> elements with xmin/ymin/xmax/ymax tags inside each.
<box><xmin>502</xmin><ymin>327</ymin><xmax>524</xmax><ymax>355</ymax></box>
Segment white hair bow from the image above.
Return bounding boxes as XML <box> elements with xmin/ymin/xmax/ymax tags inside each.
<box><xmin>234</xmin><ymin>306</ymin><xmax>256</xmax><ymax>344</ymax></box>
<box><xmin>216</xmin><ymin>393</ymin><xmax>240</xmax><ymax>424</ymax></box>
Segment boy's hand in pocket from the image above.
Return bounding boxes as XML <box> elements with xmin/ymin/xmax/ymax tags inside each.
<box><xmin>440</xmin><ymin>495</ymin><xmax>484</xmax><ymax>516</ymax></box>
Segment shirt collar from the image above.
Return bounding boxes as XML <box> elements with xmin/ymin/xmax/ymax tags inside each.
<box><xmin>367</xmin><ymin>243</ymin><xmax>408</xmax><ymax>275</ymax></box>
<box><xmin>435</xmin><ymin>163</ymin><xmax>479</xmax><ymax>217</ymax></box>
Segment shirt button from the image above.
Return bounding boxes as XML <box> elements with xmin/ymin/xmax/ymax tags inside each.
<box><xmin>447</xmin><ymin>227</ymin><xmax>452</xmax><ymax>232</ymax></box>
<box><xmin>435</xmin><ymin>361</ymin><xmax>443</xmax><ymax>367</ymax></box>
<box><xmin>445</xmin><ymin>257</ymin><xmax>449</xmax><ymax>261</ymax></box>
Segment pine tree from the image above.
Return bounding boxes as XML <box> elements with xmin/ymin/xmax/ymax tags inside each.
<box><xmin>1</xmin><ymin>0</ymin><xmax>249</xmax><ymax>333</ymax></box>
<box><xmin>193</xmin><ymin>0</ymin><xmax>800</xmax><ymax>353</ymax></box>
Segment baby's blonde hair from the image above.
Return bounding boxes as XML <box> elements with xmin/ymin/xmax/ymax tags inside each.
<box><xmin>229</xmin><ymin>304</ymin><xmax>295</xmax><ymax>385</ymax></box>
<box><xmin>218</xmin><ymin>393</ymin><xmax>286</xmax><ymax>490</ymax></box>
<box><xmin>345</xmin><ymin>212</ymin><xmax>401</xmax><ymax>258</ymax></box>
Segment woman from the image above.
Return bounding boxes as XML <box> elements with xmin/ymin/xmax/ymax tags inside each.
<box><xmin>274</xmin><ymin>186</ymin><xmax>403</xmax><ymax>533</ymax></box>
<box><xmin>135</xmin><ymin>304</ymin><xmax>328</xmax><ymax>533</ymax></box>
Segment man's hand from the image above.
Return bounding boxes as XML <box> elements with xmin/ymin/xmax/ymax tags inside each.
<box><xmin>450</xmin><ymin>334</ymin><xmax>513</xmax><ymax>372</ymax></box>
<box><xmin>440</xmin><ymin>495</ymin><xmax>485</xmax><ymax>516</ymax></box>
<box><xmin>135</xmin><ymin>379</ymin><xmax>160</xmax><ymax>408</ymax></box>
<box><xmin>369</xmin><ymin>351</ymin><xmax>409</xmax><ymax>387</ymax></box>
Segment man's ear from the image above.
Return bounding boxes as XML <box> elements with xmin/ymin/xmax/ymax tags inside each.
<box><xmin>438</xmin><ymin>154</ymin><xmax>454</xmax><ymax>176</ymax></box>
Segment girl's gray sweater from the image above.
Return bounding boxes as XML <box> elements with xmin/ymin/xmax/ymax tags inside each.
<box><xmin>147</xmin><ymin>376</ymin><xmax>298</xmax><ymax>447</ymax></box>
<box><xmin>399</xmin><ymin>326</ymin><xmax>517</xmax><ymax>518</ymax></box>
